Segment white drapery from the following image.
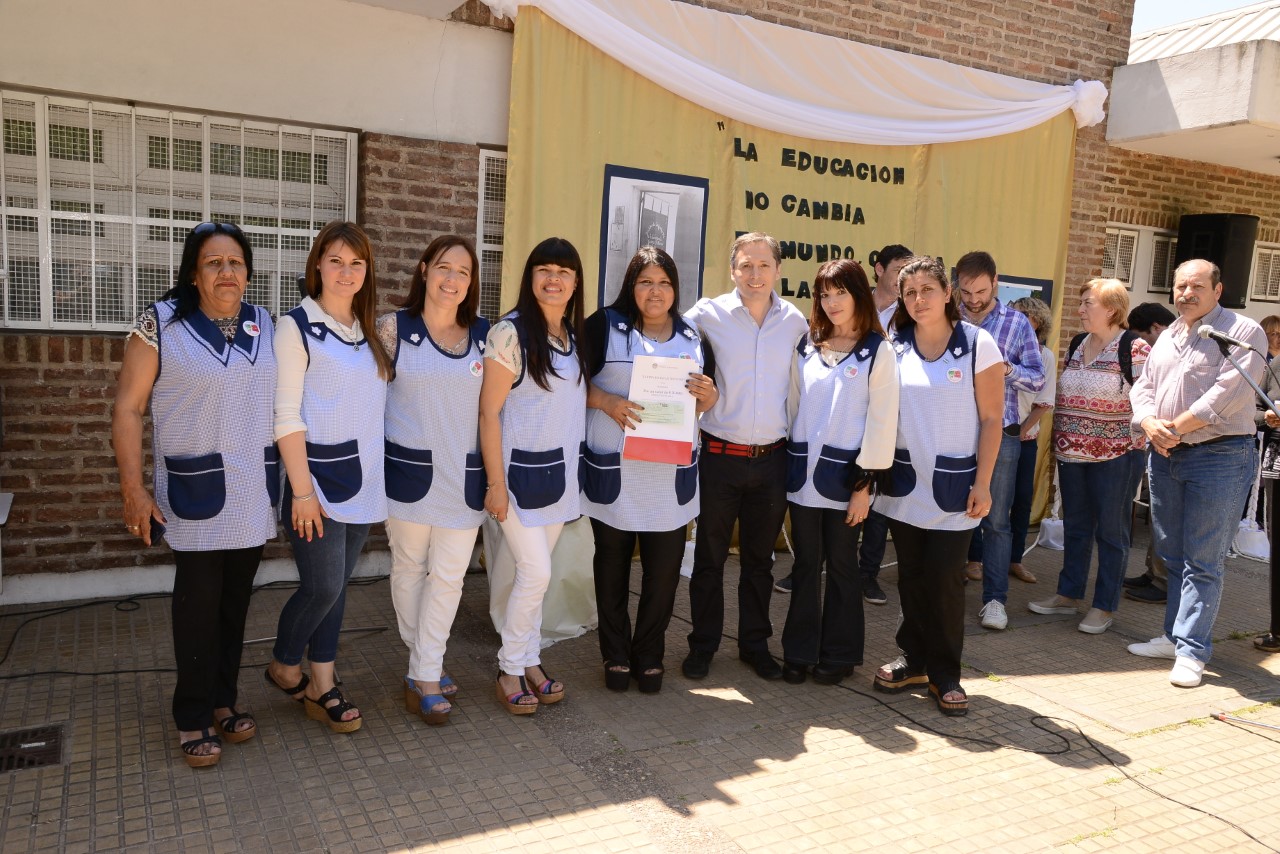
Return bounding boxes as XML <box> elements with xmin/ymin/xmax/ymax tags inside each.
<box><xmin>482</xmin><ymin>0</ymin><xmax>1108</xmax><ymax>145</ymax></box>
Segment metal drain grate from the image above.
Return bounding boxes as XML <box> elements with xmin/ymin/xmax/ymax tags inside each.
<box><xmin>0</xmin><ymin>725</ymin><xmax>64</xmax><ymax>772</ymax></box>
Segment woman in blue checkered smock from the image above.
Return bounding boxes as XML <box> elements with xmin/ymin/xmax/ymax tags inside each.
<box><xmin>378</xmin><ymin>235</ymin><xmax>490</xmax><ymax>726</ymax></box>
<box><xmin>781</xmin><ymin>259</ymin><xmax>898</xmax><ymax>687</ymax></box>
<box><xmin>479</xmin><ymin>237</ymin><xmax>588</xmax><ymax>715</ymax></box>
<box><xmin>265</xmin><ymin>222</ymin><xmax>394</xmax><ymax>735</ymax></box>
<box><xmin>582</xmin><ymin>247</ymin><xmax>718</xmax><ymax>694</ymax></box>
<box><xmin>113</xmin><ymin>221</ymin><xmax>277</xmax><ymax>768</ymax></box>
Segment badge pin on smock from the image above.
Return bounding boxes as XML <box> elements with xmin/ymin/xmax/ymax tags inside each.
<box><xmin>844</xmin><ymin>365</ymin><xmax>858</xmax><ymax>379</ymax></box>
<box><xmin>242</xmin><ymin>320</ymin><xmax>260</xmax><ymax>337</ymax></box>
<box><xmin>470</xmin><ymin>359</ymin><xmax>483</xmax><ymax>377</ymax></box>
<box><xmin>947</xmin><ymin>369</ymin><xmax>963</xmax><ymax>383</ymax></box>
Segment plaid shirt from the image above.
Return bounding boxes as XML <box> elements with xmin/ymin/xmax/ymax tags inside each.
<box><xmin>968</xmin><ymin>300</ymin><xmax>1045</xmax><ymax>426</ymax></box>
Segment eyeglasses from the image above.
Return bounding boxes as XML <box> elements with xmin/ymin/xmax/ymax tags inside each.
<box><xmin>191</xmin><ymin>221</ymin><xmax>241</xmax><ymax>237</ymax></box>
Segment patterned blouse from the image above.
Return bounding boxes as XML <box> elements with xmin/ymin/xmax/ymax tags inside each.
<box><xmin>129</xmin><ymin>305</ymin><xmax>241</xmax><ymax>349</ymax></box>
<box><xmin>1052</xmin><ymin>331</ymin><xmax>1150</xmax><ymax>464</ymax></box>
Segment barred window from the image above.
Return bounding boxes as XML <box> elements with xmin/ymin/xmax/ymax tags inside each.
<box><xmin>0</xmin><ymin>89</ymin><xmax>356</xmax><ymax>330</ymax></box>
<box><xmin>476</xmin><ymin>149</ymin><xmax>507</xmax><ymax>322</ymax></box>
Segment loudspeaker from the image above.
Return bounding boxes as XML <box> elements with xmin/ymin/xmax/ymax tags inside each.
<box><xmin>1174</xmin><ymin>213</ymin><xmax>1258</xmax><ymax>309</ymax></box>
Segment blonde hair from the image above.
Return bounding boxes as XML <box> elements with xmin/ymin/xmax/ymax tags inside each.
<box><xmin>1262</xmin><ymin>315</ymin><xmax>1280</xmax><ymax>335</ymax></box>
<box><xmin>1081</xmin><ymin>278</ymin><xmax>1129</xmax><ymax>329</ymax></box>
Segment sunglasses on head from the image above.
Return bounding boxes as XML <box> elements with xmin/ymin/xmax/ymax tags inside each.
<box><xmin>191</xmin><ymin>221</ymin><xmax>241</xmax><ymax>237</ymax></box>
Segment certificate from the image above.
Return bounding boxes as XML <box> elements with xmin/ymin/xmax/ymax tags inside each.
<box><xmin>623</xmin><ymin>355</ymin><xmax>698</xmax><ymax>465</ymax></box>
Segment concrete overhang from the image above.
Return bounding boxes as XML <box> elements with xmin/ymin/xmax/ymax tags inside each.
<box><xmin>1108</xmin><ymin>39</ymin><xmax>1280</xmax><ymax>177</ymax></box>
<box><xmin>340</xmin><ymin>0</ymin><xmax>464</xmax><ymax>19</ymax></box>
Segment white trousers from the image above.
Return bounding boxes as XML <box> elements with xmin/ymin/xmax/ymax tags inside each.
<box><xmin>494</xmin><ymin>514</ymin><xmax>564</xmax><ymax>675</ymax></box>
<box><xmin>385</xmin><ymin>516</ymin><xmax>479</xmax><ymax>682</ymax></box>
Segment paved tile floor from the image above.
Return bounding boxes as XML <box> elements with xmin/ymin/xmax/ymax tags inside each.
<box><xmin>1</xmin><ymin>522</ymin><xmax>1279</xmax><ymax>853</ymax></box>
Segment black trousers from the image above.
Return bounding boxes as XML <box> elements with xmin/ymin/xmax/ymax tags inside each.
<box><xmin>687</xmin><ymin>445</ymin><xmax>789</xmax><ymax>655</ymax></box>
<box><xmin>171</xmin><ymin>545</ymin><xmax>263</xmax><ymax>730</ymax></box>
<box><xmin>590</xmin><ymin>518</ymin><xmax>687</xmax><ymax>670</ymax></box>
<box><xmin>887</xmin><ymin>521</ymin><xmax>971</xmax><ymax>685</ymax></box>
<box><xmin>1270</xmin><ymin>481</ymin><xmax>1280</xmax><ymax>635</ymax></box>
<box><xmin>782</xmin><ymin>502</ymin><xmax>864</xmax><ymax>666</ymax></box>
<box><xmin>857</xmin><ymin>509</ymin><xmax>890</xmax><ymax>581</ymax></box>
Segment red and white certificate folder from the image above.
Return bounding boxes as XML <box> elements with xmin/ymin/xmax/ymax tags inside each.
<box><xmin>621</xmin><ymin>355</ymin><xmax>698</xmax><ymax>465</ymax></box>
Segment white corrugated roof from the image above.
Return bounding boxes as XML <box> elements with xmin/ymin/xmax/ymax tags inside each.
<box><xmin>1129</xmin><ymin>1</ymin><xmax>1280</xmax><ymax>63</ymax></box>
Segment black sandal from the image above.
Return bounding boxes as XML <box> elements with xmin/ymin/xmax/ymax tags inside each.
<box><xmin>634</xmin><ymin>665</ymin><xmax>664</xmax><ymax>694</ymax></box>
<box><xmin>528</xmin><ymin>666</ymin><xmax>564</xmax><ymax>705</ymax></box>
<box><xmin>873</xmin><ymin>657</ymin><xmax>928</xmax><ymax>694</ymax></box>
<box><xmin>604</xmin><ymin>661</ymin><xmax>631</xmax><ymax>692</ymax></box>
<box><xmin>180</xmin><ymin>728</ymin><xmax>221</xmax><ymax>768</ymax></box>
<box><xmin>929</xmin><ymin>681</ymin><xmax>968</xmax><ymax>716</ymax></box>
<box><xmin>304</xmin><ymin>686</ymin><xmax>363</xmax><ymax>733</ymax></box>
<box><xmin>214</xmin><ymin>708</ymin><xmax>257</xmax><ymax>744</ymax></box>
<box><xmin>264</xmin><ymin>667</ymin><xmax>309</xmax><ymax>702</ymax></box>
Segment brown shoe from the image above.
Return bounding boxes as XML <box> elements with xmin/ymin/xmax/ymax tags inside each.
<box><xmin>964</xmin><ymin>561</ymin><xmax>983</xmax><ymax>582</ymax></box>
<box><xmin>1009</xmin><ymin>563</ymin><xmax>1036</xmax><ymax>583</ymax></box>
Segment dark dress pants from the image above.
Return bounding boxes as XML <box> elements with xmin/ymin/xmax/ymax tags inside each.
<box><xmin>687</xmin><ymin>447</ymin><xmax>789</xmax><ymax>655</ymax></box>
<box><xmin>171</xmin><ymin>545</ymin><xmax>263</xmax><ymax>731</ymax></box>
<box><xmin>591</xmin><ymin>518</ymin><xmax>687</xmax><ymax>670</ymax></box>
<box><xmin>782</xmin><ymin>502</ymin><xmax>864</xmax><ymax>667</ymax></box>
<box><xmin>887</xmin><ymin>520</ymin><xmax>971</xmax><ymax>685</ymax></box>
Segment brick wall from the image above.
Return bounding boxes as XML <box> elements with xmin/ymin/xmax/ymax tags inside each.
<box><xmin>0</xmin><ymin>130</ymin><xmax>484</xmax><ymax>577</ymax></box>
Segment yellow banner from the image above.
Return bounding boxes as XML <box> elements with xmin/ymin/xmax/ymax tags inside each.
<box><xmin>503</xmin><ymin>8</ymin><xmax>1076</xmax><ymax>519</ymax></box>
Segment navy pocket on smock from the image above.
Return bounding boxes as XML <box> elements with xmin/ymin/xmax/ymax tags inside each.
<box><xmin>463</xmin><ymin>452</ymin><xmax>486</xmax><ymax>512</ymax></box>
<box><xmin>384</xmin><ymin>440</ymin><xmax>433</xmax><ymax>504</ymax></box>
<box><xmin>507</xmin><ymin>447</ymin><xmax>566</xmax><ymax>510</ymax></box>
<box><xmin>675</xmin><ymin>448</ymin><xmax>699</xmax><ymax>506</ymax></box>
<box><xmin>785</xmin><ymin>441</ymin><xmax>809</xmax><ymax>493</ymax></box>
<box><xmin>306</xmin><ymin>439</ymin><xmax>363</xmax><ymax>504</ymax></box>
<box><xmin>264</xmin><ymin>445</ymin><xmax>282</xmax><ymax>507</ymax></box>
<box><xmin>932</xmin><ymin>454</ymin><xmax>977</xmax><ymax>513</ymax></box>
<box><xmin>165</xmin><ymin>452</ymin><xmax>227</xmax><ymax>521</ymax></box>
<box><xmin>581</xmin><ymin>444</ymin><xmax>622</xmax><ymax>505</ymax></box>
<box><xmin>881</xmin><ymin>448</ymin><xmax>916</xmax><ymax>498</ymax></box>
<box><xmin>812</xmin><ymin>444</ymin><xmax>859</xmax><ymax>503</ymax></box>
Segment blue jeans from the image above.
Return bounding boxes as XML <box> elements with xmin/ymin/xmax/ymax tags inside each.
<box><xmin>857</xmin><ymin>509</ymin><xmax>890</xmax><ymax>580</ymax></box>
<box><xmin>1056</xmin><ymin>451</ymin><xmax>1144</xmax><ymax>611</ymax></box>
<box><xmin>1148</xmin><ymin>436</ymin><xmax>1255</xmax><ymax>663</ymax></box>
<box><xmin>273</xmin><ymin>491</ymin><xmax>372</xmax><ymax>665</ymax></box>
<box><xmin>980</xmin><ymin>431</ymin><xmax>1021</xmax><ymax>605</ymax></box>
<box><xmin>1009</xmin><ymin>438</ymin><xmax>1039</xmax><ymax>563</ymax></box>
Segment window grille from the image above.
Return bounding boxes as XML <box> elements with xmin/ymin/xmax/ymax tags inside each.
<box><xmin>1252</xmin><ymin>245</ymin><xmax>1280</xmax><ymax>302</ymax></box>
<box><xmin>476</xmin><ymin>150</ymin><xmax>507</xmax><ymax>322</ymax></box>
<box><xmin>0</xmin><ymin>89</ymin><xmax>356</xmax><ymax>330</ymax></box>
<box><xmin>1101</xmin><ymin>227</ymin><xmax>1139</xmax><ymax>286</ymax></box>
<box><xmin>1149</xmin><ymin>233</ymin><xmax>1176</xmax><ymax>294</ymax></box>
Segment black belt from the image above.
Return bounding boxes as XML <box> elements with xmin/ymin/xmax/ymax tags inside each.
<box><xmin>701</xmin><ymin>432</ymin><xmax>786</xmax><ymax>458</ymax></box>
<box><xmin>1003</xmin><ymin>424</ymin><xmax>1021</xmax><ymax>437</ymax></box>
<box><xmin>1172</xmin><ymin>434</ymin><xmax>1248</xmax><ymax>451</ymax></box>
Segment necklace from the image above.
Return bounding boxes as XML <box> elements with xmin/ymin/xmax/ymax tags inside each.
<box><xmin>915</xmin><ymin>327</ymin><xmax>952</xmax><ymax>362</ymax></box>
<box><xmin>639</xmin><ymin>319</ymin><xmax>673</xmax><ymax>342</ymax></box>
<box><xmin>428</xmin><ymin>323</ymin><xmax>469</xmax><ymax>355</ymax></box>
<box><xmin>315</xmin><ymin>299</ymin><xmax>361</xmax><ymax>351</ymax></box>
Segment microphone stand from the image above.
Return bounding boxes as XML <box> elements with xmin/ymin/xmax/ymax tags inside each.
<box><xmin>1209</xmin><ymin>338</ymin><xmax>1280</xmax><ymax>421</ymax></box>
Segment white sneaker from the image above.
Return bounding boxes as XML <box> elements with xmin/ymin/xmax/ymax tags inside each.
<box><xmin>1127</xmin><ymin>634</ymin><xmax>1176</xmax><ymax>659</ymax></box>
<box><xmin>979</xmin><ymin>600</ymin><xmax>1008</xmax><ymax>630</ymax></box>
<box><xmin>1028</xmin><ymin>595</ymin><xmax>1078</xmax><ymax>615</ymax></box>
<box><xmin>1169</xmin><ymin>656</ymin><xmax>1205</xmax><ymax>688</ymax></box>
<box><xmin>1077</xmin><ymin>608</ymin><xmax>1113</xmax><ymax>634</ymax></box>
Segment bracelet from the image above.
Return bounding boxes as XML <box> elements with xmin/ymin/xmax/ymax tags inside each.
<box><xmin>293</xmin><ymin>491</ymin><xmax>316</xmax><ymax>502</ymax></box>
<box><xmin>487</xmin><ymin>480</ymin><xmax>505</xmax><ymax>490</ymax></box>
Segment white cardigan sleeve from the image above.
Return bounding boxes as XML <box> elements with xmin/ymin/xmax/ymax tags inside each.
<box><xmin>857</xmin><ymin>339</ymin><xmax>900</xmax><ymax>471</ymax></box>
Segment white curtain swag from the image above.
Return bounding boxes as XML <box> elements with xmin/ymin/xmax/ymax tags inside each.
<box><xmin>485</xmin><ymin>0</ymin><xmax>1108</xmax><ymax>145</ymax></box>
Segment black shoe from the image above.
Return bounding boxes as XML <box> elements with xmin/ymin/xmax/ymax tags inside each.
<box><xmin>811</xmin><ymin>663</ymin><xmax>856</xmax><ymax>685</ymax></box>
<box><xmin>739</xmin><ymin>650</ymin><xmax>783</xmax><ymax>680</ymax></box>
<box><xmin>682</xmin><ymin>650</ymin><xmax>713</xmax><ymax>679</ymax></box>
<box><xmin>782</xmin><ymin>661</ymin><xmax>808</xmax><ymax>684</ymax></box>
<box><xmin>863</xmin><ymin>577</ymin><xmax>888</xmax><ymax>605</ymax></box>
<box><xmin>1124</xmin><ymin>585</ymin><xmax>1166</xmax><ymax>604</ymax></box>
<box><xmin>1123</xmin><ymin>572</ymin><xmax>1153</xmax><ymax>590</ymax></box>
<box><xmin>774</xmin><ymin>575</ymin><xmax>793</xmax><ymax>593</ymax></box>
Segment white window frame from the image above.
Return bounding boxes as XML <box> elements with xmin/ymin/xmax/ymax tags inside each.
<box><xmin>1101</xmin><ymin>226</ymin><xmax>1140</xmax><ymax>287</ymax></box>
<box><xmin>1250</xmin><ymin>243</ymin><xmax>1280</xmax><ymax>303</ymax></box>
<box><xmin>1148</xmin><ymin>231</ymin><xmax>1177</xmax><ymax>294</ymax></box>
<box><xmin>1</xmin><ymin>89</ymin><xmax>357</xmax><ymax>331</ymax></box>
<box><xmin>476</xmin><ymin>149</ymin><xmax>507</xmax><ymax>322</ymax></box>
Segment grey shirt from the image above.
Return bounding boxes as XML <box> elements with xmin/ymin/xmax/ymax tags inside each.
<box><xmin>1130</xmin><ymin>303</ymin><xmax>1267</xmax><ymax>443</ymax></box>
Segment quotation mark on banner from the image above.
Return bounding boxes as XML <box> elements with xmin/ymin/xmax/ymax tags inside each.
<box><xmin>717</xmin><ymin>121</ymin><xmax>725</xmax><ymax>131</ymax></box>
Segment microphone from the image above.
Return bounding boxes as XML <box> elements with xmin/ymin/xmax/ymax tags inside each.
<box><xmin>1197</xmin><ymin>324</ymin><xmax>1257</xmax><ymax>353</ymax></box>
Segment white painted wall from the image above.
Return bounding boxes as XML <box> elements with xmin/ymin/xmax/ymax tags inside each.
<box><xmin>0</xmin><ymin>0</ymin><xmax>513</xmax><ymax>144</ymax></box>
